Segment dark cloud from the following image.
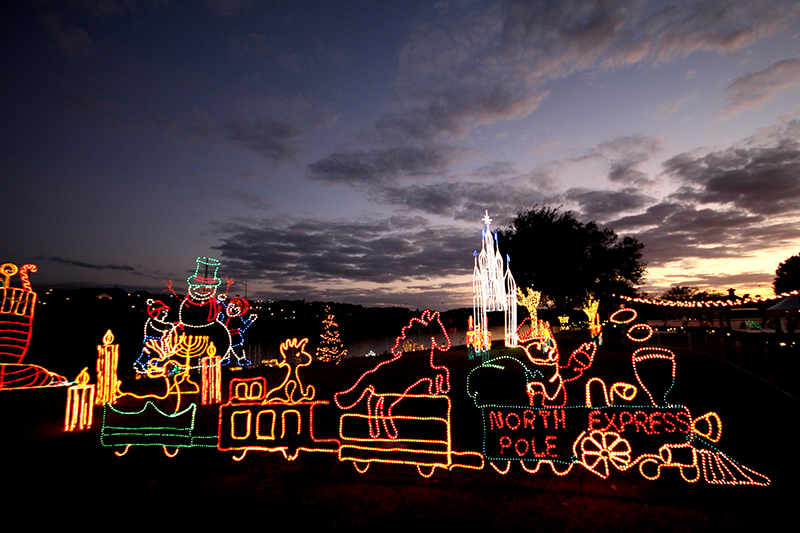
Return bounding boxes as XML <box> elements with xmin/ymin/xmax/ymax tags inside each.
<box><xmin>202</xmin><ymin>0</ymin><xmax>253</xmax><ymax>17</ymax></box>
<box><xmin>569</xmin><ymin>135</ymin><xmax>661</xmax><ymax>185</ymax></box>
<box><xmin>661</xmin><ymin>271</ymin><xmax>774</xmax><ymax>288</ymax></box>
<box><xmin>629</xmin><ymin>206</ymin><xmax>799</xmax><ymax>267</ymax></box>
<box><xmin>222</xmin><ymin>189</ymin><xmax>271</xmax><ymax>211</ymax></box>
<box><xmin>254</xmin><ymin>281</ymin><xmax>472</xmax><ymax>310</ymax></box>
<box><xmin>389</xmin><ymin>0</ymin><xmax>795</xmax><ymax>145</ymax></box>
<box><xmin>372</xmin><ymin>86</ymin><xmax>550</xmax><ymax>143</ymax></box>
<box><xmin>664</xmin><ymin>124</ymin><xmax>800</xmax><ymax>215</ymax></box>
<box><xmin>565</xmin><ymin>188</ymin><xmax>654</xmax><ymax>220</ymax></box>
<box><xmin>231</xmin><ymin>33</ymin><xmax>350</xmax><ymax>72</ymax></box>
<box><xmin>307</xmin><ymin>1</ymin><xmax>793</xmax><ymax>208</ymax></box>
<box><xmin>367</xmin><ymin>179</ymin><xmax>552</xmax><ymax>223</ymax></box>
<box><xmin>597</xmin><ymin>122</ymin><xmax>800</xmax><ymax>268</ymax></box>
<box><xmin>306</xmin><ymin>144</ymin><xmax>467</xmax><ymax>184</ymax></box>
<box><xmin>44</xmin><ymin>256</ymin><xmax>137</xmax><ymax>272</ymax></box>
<box><xmin>226</xmin><ymin>117</ymin><xmax>304</xmax><ymax>164</ymax></box>
<box><xmin>213</xmin><ymin>216</ymin><xmax>476</xmax><ymax>285</ymax></box>
<box><xmin>605</xmin><ymin>202</ymin><xmax>684</xmax><ymax>231</ymax></box>
<box><xmin>472</xmin><ymin>161</ymin><xmax>518</xmax><ymax>178</ymax></box>
<box><xmin>154</xmin><ymin>108</ymin><xmax>306</xmax><ymax>166</ymax></box>
<box><xmin>720</xmin><ymin>57</ymin><xmax>800</xmax><ymax>118</ymax></box>
<box><xmin>498</xmin><ymin>0</ymin><xmax>795</xmax><ymax>72</ymax></box>
<box><xmin>77</xmin><ymin>0</ymin><xmax>139</xmax><ymax>21</ymax></box>
<box><xmin>41</xmin><ymin>11</ymin><xmax>94</xmax><ymax>59</ymax></box>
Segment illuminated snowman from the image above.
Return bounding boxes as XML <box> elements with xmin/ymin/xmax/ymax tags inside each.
<box><xmin>135</xmin><ymin>257</ymin><xmax>253</xmax><ymax>373</ymax></box>
<box><xmin>177</xmin><ymin>257</ymin><xmax>233</xmax><ymax>364</ymax></box>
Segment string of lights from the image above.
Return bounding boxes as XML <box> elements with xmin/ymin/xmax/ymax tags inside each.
<box><xmin>618</xmin><ymin>290</ymin><xmax>800</xmax><ymax>307</ymax></box>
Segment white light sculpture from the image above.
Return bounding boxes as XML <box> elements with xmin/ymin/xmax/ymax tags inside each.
<box><xmin>472</xmin><ymin>211</ymin><xmax>517</xmax><ymax>352</ymax></box>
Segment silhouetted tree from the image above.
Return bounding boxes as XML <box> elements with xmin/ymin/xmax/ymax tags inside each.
<box><xmin>774</xmin><ymin>253</ymin><xmax>800</xmax><ymax>294</ymax></box>
<box><xmin>498</xmin><ymin>206</ymin><xmax>645</xmax><ymax>313</ymax></box>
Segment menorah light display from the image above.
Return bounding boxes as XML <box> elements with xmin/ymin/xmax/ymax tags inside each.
<box><xmin>120</xmin><ymin>329</ymin><xmax>214</xmax><ymax>412</ymax></box>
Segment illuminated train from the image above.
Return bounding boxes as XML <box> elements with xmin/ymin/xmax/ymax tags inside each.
<box><xmin>466</xmin><ymin>308</ymin><xmax>770</xmax><ymax>485</ymax></box>
<box><xmin>100</xmin><ymin>305</ymin><xmax>769</xmax><ymax>486</ymax></box>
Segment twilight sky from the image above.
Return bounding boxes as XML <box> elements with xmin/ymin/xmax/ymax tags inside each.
<box><xmin>2</xmin><ymin>0</ymin><xmax>800</xmax><ymax>309</ymax></box>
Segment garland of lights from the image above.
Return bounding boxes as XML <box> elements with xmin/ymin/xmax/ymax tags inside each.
<box><xmin>619</xmin><ymin>290</ymin><xmax>800</xmax><ymax>307</ymax></box>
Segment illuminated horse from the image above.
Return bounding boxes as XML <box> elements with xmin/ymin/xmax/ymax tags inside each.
<box><xmin>334</xmin><ymin>310</ymin><xmax>451</xmax><ymax>439</ymax></box>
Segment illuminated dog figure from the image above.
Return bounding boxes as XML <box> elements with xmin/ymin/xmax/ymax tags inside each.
<box><xmin>335</xmin><ymin>310</ymin><xmax>450</xmax><ymax>438</ymax></box>
<box><xmin>334</xmin><ymin>310</ymin><xmax>482</xmax><ymax>476</ymax></box>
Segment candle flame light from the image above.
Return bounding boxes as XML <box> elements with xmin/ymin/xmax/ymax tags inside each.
<box><xmin>65</xmin><ymin>367</ymin><xmax>95</xmax><ymax>431</ymax></box>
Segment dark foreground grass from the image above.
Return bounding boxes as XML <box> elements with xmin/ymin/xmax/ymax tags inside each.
<box><xmin>2</xmin><ymin>340</ymin><xmax>796</xmax><ymax>532</ymax></box>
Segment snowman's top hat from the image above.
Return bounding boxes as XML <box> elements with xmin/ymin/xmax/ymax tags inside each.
<box><xmin>187</xmin><ymin>257</ymin><xmax>222</xmax><ymax>289</ymax></box>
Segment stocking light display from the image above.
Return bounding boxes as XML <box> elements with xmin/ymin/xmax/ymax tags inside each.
<box><xmin>0</xmin><ymin>263</ymin><xmax>67</xmax><ymax>390</ymax></box>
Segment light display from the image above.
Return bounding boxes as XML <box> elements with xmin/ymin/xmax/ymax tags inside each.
<box><xmin>472</xmin><ymin>211</ymin><xmax>518</xmax><ymax>353</ymax></box>
<box><xmin>201</xmin><ymin>344</ymin><xmax>222</xmax><ymax>405</ymax></box>
<box><xmin>0</xmin><ymin>263</ymin><xmax>69</xmax><ymax>390</ymax></box>
<box><xmin>618</xmin><ymin>291</ymin><xmax>800</xmax><ymax>307</ymax></box>
<box><xmin>583</xmin><ymin>298</ymin><xmax>602</xmax><ymax>345</ymax></box>
<box><xmin>1</xmin><ymin>263</ymin><xmax>37</xmax><ymax>364</ymax></box>
<box><xmin>65</xmin><ymin>368</ymin><xmax>95</xmax><ymax>431</ymax></box>
<box><xmin>334</xmin><ymin>310</ymin><xmax>483</xmax><ymax>476</ymax></box>
<box><xmin>120</xmin><ymin>330</ymin><xmax>211</xmax><ymax>412</ymax></box>
<box><xmin>316</xmin><ymin>306</ymin><xmax>347</xmax><ymax>364</ymax></box>
<box><xmin>95</xmin><ymin>330</ymin><xmax>120</xmax><ymax>405</ymax></box>
<box><xmin>0</xmin><ymin>363</ymin><xmax>67</xmax><ymax>389</ymax></box>
<box><xmin>218</xmin><ymin>338</ymin><xmax>338</xmax><ymax>461</ymax></box>
<box><xmin>466</xmin><ymin>315</ymin><xmax>491</xmax><ymax>359</ymax></box>
<box><xmin>134</xmin><ymin>257</ymin><xmax>255</xmax><ymax>373</ymax></box>
<box><xmin>468</xmin><ymin>304</ymin><xmax>769</xmax><ymax>484</ymax></box>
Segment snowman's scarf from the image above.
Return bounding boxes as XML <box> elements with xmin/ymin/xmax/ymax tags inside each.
<box><xmin>185</xmin><ymin>294</ymin><xmax>222</xmax><ymax>322</ymax></box>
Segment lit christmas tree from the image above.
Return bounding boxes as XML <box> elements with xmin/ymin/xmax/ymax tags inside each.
<box><xmin>316</xmin><ymin>305</ymin><xmax>347</xmax><ymax>364</ymax></box>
